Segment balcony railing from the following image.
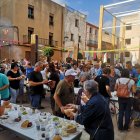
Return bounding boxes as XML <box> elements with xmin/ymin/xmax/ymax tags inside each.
<box><xmin>87</xmin><ymin>40</ymin><xmax>98</xmax><ymax>48</ymax></box>
<box><xmin>23</xmin><ymin>35</ymin><xmax>58</xmax><ymax>47</ymax></box>
<box><xmin>23</xmin><ymin>35</ymin><xmax>30</xmax><ymax>44</ymax></box>
<box><xmin>38</xmin><ymin>38</ymin><xmax>58</xmax><ymax>47</ymax></box>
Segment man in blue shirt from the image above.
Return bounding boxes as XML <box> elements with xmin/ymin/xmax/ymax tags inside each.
<box><xmin>0</xmin><ymin>73</ymin><xmax>10</xmax><ymax>100</ymax></box>
<box><xmin>126</xmin><ymin>61</ymin><xmax>138</xmax><ymax>82</ymax></box>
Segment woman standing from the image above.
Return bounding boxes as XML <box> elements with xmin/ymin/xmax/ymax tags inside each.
<box><xmin>115</xmin><ymin>69</ymin><xmax>135</xmax><ymax>131</ymax></box>
<box><xmin>7</xmin><ymin>63</ymin><xmax>24</xmax><ymax>103</ymax></box>
<box><xmin>109</xmin><ymin>66</ymin><xmax>119</xmax><ymax>92</ymax></box>
<box><xmin>48</xmin><ymin>63</ymin><xmax>60</xmax><ymax>114</ymax></box>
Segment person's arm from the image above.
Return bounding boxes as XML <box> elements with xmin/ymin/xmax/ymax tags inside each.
<box><xmin>131</xmin><ymin>80</ymin><xmax>136</xmax><ymax>93</ymax></box>
<box><xmin>28</xmin><ymin>71</ymin><xmax>48</xmax><ymax>86</ymax></box>
<box><xmin>105</xmin><ymin>79</ymin><xmax>112</xmax><ymax>97</ymax></box>
<box><xmin>0</xmin><ymin>85</ymin><xmax>9</xmax><ymax>91</ymax></box>
<box><xmin>76</xmin><ymin>103</ymin><xmax>99</xmax><ymax>125</ymax></box>
<box><xmin>0</xmin><ymin>75</ymin><xmax>9</xmax><ymax>91</ymax></box>
<box><xmin>29</xmin><ymin>80</ymin><xmax>48</xmax><ymax>87</ymax></box>
<box><xmin>114</xmin><ymin>83</ymin><xmax>118</xmax><ymax>91</ymax></box>
<box><xmin>106</xmin><ymin>85</ymin><xmax>112</xmax><ymax>97</ymax></box>
<box><xmin>54</xmin><ymin>92</ymin><xmax>65</xmax><ymax>113</ymax></box>
<box><xmin>7</xmin><ymin>76</ymin><xmax>22</xmax><ymax>81</ymax></box>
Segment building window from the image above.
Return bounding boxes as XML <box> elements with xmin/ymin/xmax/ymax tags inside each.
<box><xmin>28</xmin><ymin>27</ymin><xmax>34</xmax><ymax>43</ymax></box>
<box><xmin>105</xmin><ymin>31</ymin><xmax>109</xmax><ymax>35</ymax></box>
<box><xmin>49</xmin><ymin>14</ymin><xmax>54</xmax><ymax>26</ymax></box>
<box><xmin>71</xmin><ymin>34</ymin><xmax>74</xmax><ymax>41</ymax></box>
<box><xmin>28</xmin><ymin>5</ymin><xmax>34</xmax><ymax>19</ymax></box>
<box><xmin>78</xmin><ymin>36</ymin><xmax>81</xmax><ymax>42</ymax></box>
<box><xmin>95</xmin><ymin>30</ymin><xmax>98</xmax><ymax>35</ymax></box>
<box><xmin>125</xmin><ymin>52</ymin><xmax>130</xmax><ymax>57</ymax></box>
<box><xmin>49</xmin><ymin>32</ymin><xmax>53</xmax><ymax>47</ymax></box>
<box><xmin>125</xmin><ymin>39</ymin><xmax>131</xmax><ymax>45</ymax></box>
<box><xmin>89</xmin><ymin>27</ymin><xmax>92</xmax><ymax>33</ymax></box>
<box><xmin>75</xmin><ymin>19</ymin><xmax>79</xmax><ymax>27</ymax></box>
<box><xmin>126</xmin><ymin>25</ymin><xmax>132</xmax><ymax>30</ymax></box>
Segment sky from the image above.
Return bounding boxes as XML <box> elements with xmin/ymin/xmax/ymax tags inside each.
<box><xmin>52</xmin><ymin>0</ymin><xmax>124</xmax><ymax>26</ymax></box>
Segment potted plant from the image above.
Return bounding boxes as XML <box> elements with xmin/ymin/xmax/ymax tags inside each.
<box><xmin>43</xmin><ymin>47</ymin><xmax>54</xmax><ymax>62</ymax></box>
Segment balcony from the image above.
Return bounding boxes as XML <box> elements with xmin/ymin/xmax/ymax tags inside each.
<box><xmin>87</xmin><ymin>40</ymin><xmax>98</xmax><ymax>48</ymax></box>
<box><xmin>38</xmin><ymin>38</ymin><xmax>58</xmax><ymax>47</ymax></box>
<box><xmin>23</xmin><ymin>35</ymin><xmax>58</xmax><ymax>47</ymax></box>
<box><xmin>23</xmin><ymin>35</ymin><xmax>30</xmax><ymax>44</ymax></box>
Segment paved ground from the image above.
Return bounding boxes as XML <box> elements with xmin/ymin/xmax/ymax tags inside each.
<box><xmin>0</xmin><ymin>93</ymin><xmax>140</xmax><ymax>140</ymax></box>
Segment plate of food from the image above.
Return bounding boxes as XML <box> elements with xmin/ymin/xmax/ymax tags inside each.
<box><xmin>14</xmin><ymin>116</ymin><xmax>22</xmax><ymax>123</ymax></box>
<box><xmin>66</xmin><ymin>124</ymin><xmax>77</xmax><ymax>133</ymax></box>
<box><xmin>52</xmin><ymin>117</ymin><xmax>59</xmax><ymax>122</ymax></box>
<box><xmin>21</xmin><ymin>120</ymin><xmax>33</xmax><ymax>129</ymax></box>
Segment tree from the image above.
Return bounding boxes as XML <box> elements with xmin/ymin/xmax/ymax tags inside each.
<box><xmin>42</xmin><ymin>47</ymin><xmax>54</xmax><ymax>62</ymax></box>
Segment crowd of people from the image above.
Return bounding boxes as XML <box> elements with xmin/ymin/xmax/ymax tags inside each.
<box><xmin>0</xmin><ymin>58</ymin><xmax>140</xmax><ymax>140</ymax></box>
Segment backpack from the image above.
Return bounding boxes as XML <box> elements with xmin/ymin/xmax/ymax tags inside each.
<box><xmin>117</xmin><ymin>79</ymin><xmax>131</xmax><ymax>98</ymax></box>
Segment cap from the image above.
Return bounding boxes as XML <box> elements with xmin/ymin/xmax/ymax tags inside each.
<box><xmin>65</xmin><ymin>69</ymin><xmax>77</xmax><ymax>76</ymax></box>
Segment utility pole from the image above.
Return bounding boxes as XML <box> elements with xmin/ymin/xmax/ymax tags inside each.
<box><xmin>98</xmin><ymin>5</ymin><xmax>104</xmax><ymax>62</ymax></box>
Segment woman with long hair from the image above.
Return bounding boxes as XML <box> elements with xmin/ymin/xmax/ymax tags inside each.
<box><xmin>115</xmin><ymin>69</ymin><xmax>135</xmax><ymax>131</ymax></box>
<box><xmin>48</xmin><ymin>63</ymin><xmax>60</xmax><ymax>114</ymax></box>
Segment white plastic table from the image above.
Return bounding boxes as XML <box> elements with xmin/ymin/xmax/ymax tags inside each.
<box><xmin>0</xmin><ymin>104</ymin><xmax>83</xmax><ymax>140</ymax></box>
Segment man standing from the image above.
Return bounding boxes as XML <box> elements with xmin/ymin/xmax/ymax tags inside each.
<box><xmin>29</xmin><ymin>61</ymin><xmax>48</xmax><ymax>109</ymax></box>
<box><xmin>0</xmin><ymin>73</ymin><xmax>10</xmax><ymax>101</ymax></box>
<box><xmin>54</xmin><ymin>69</ymin><xmax>76</xmax><ymax>118</ymax></box>
<box><xmin>126</xmin><ymin>61</ymin><xmax>138</xmax><ymax>82</ymax></box>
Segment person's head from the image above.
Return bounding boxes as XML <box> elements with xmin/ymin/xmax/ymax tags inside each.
<box><xmin>83</xmin><ymin>80</ymin><xmax>98</xmax><ymax>98</ymax></box>
<box><xmin>54</xmin><ymin>61</ymin><xmax>58</xmax><ymax>68</ymax></box>
<box><xmin>103</xmin><ymin>67</ymin><xmax>111</xmax><ymax>76</ymax></box>
<box><xmin>83</xmin><ymin>64</ymin><xmax>89</xmax><ymax>72</ymax></box>
<box><xmin>79</xmin><ymin>73</ymin><xmax>91</xmax><ymax>87</ymax></box>
<box><xmin>11</xmin><ymin>62</ymin><xmax>19</xmax><ymax>71</ymax></box>
<box><xmin>94</xmin><ymin>63</ymin><xmax>99</xmax><ymax>69</ymax></box>
<box><xmin>48</xmin><ymin>62</ymin><xmax>55</xmax><ymax>72</ymax></box>
<box><xmin>110</xmin><ymin>66</ymin><xmax>115</xmax><ymax>76</ymax></box>
<box><xmin>126</xmin><ymin>61</ymin><xmax>132</xmax><ymax>70</ymax></box>
<box><xmin>26</xmin><ymin>62</ymin><xmax>32</xmax><ymax>68</ymax></box>
<box><xmin>73</xmin><ymin>63</ymin><xmax>77</xmax><ymax>69</ymax></box>
<box><xmin>101</xmin><ymin>63</ymin><xmax>106</xmax><ymax>69</ymax></box>
<box><xmin>121</xmin><ymin>69</ymin><xmax>130</xmax><ymax>78</ymax></box>
<box><xmin>59</xmin><ymin>65</ymin><xmax>64</xmax><ymax>72</ymax></box>
<box><xmin>65</xmin><ymin>69</ymin><xmax>77</xmax><ymax>83</ymax></box>
<box><xmin>34</xmin><ymin>61</ymin><xmax>44</xmax><ymax>72</ymax></box>
<box><xmin>12</xmin><ymin>59</ymin><xmax>15</xmax><ymax>63</ymax></box>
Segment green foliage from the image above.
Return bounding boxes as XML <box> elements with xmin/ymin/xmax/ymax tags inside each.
<box><xmin>43</xmin><ymin>47</ymin><xmax>54</xmax><ymax>57</ymax></box>
<box><xmin>78</xmin><ymin>52</ymin><xmax>83</xmax><ymax>59</ymax></box>
<box><xmin>62</xmin><ymin>48</ymin><xmax>68</xmax><ymax>52</ymax></box>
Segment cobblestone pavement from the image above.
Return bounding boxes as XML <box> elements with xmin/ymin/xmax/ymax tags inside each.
<box><xmin>0</xmin><ymin>94</ymin><xmax>140</xmax><ymax>140</ymax></box>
